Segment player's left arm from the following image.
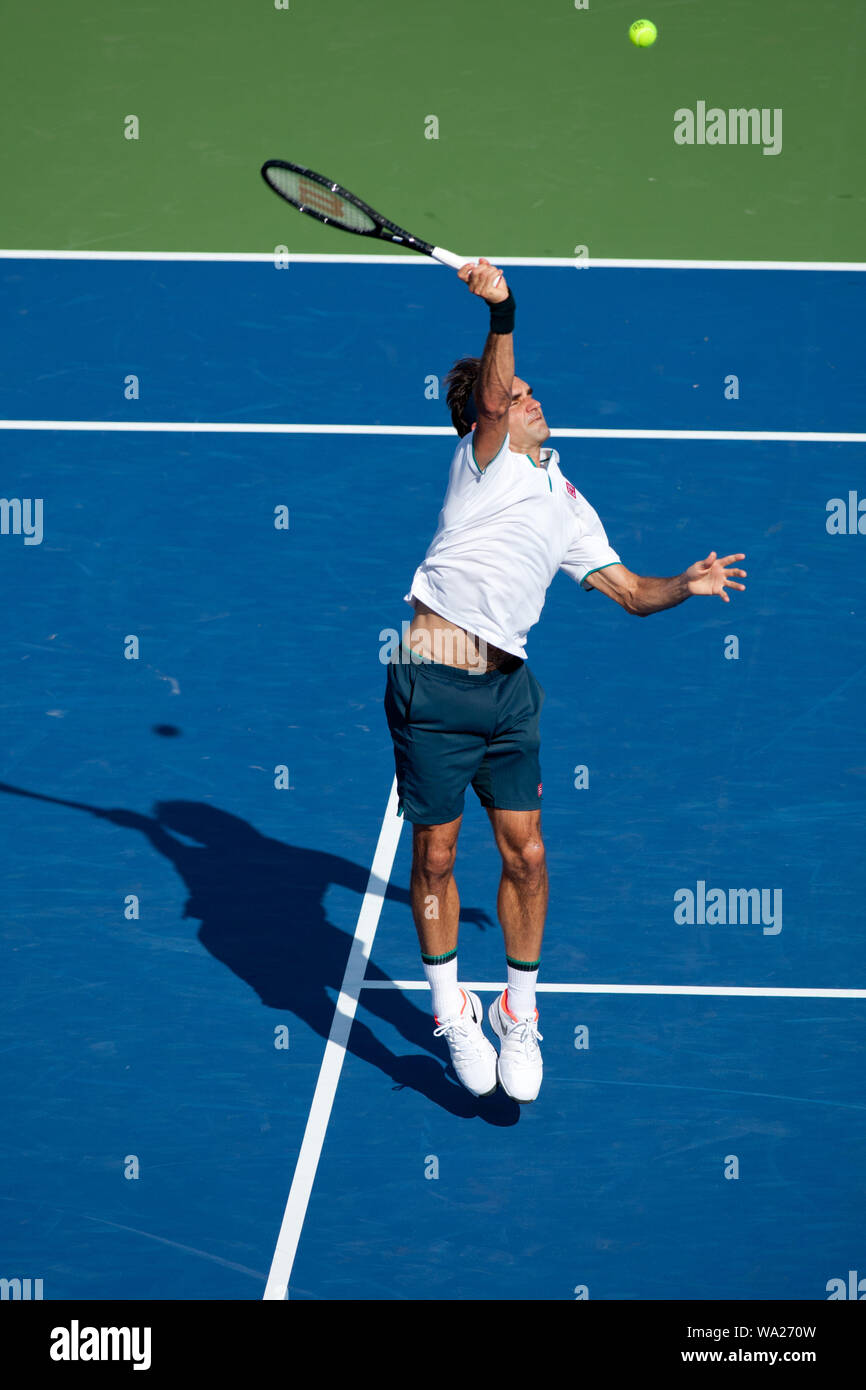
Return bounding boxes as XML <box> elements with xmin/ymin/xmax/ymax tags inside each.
<box><xmin>585</xmin><ymin>552</ymin><xmax>747</xmax><ymax>615</ymax></box>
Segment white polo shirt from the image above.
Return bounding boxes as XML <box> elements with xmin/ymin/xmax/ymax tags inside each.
<box><xmin>404</xmin><ymin>431</ymin><xmax>621</xmax><ymax>659</ymax></box>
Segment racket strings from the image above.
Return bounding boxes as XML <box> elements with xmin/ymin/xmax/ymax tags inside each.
<box><xmin>264</xmin><ymin>167</ymin><xmax>376</xmax><ymax>233</ymax></box>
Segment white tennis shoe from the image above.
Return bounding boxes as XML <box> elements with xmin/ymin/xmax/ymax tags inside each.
<box><xmin>488</xmin><ymin>990</ymin><xmax>543</xmax><ymax>1103</ymax></box>
<box><xmin>433</xmin><ymin>989</ymin><xmax>498</xmax><ymax>1097</ymax></box>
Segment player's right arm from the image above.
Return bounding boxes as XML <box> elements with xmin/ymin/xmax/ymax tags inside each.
<box><xmin>458</xmin><ymin>258</ymin><xmax>513</xmax><ymax>469</ymax></box>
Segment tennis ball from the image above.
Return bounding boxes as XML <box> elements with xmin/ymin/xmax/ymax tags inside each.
<box><xmin>629</xmin><ymin>18</ymin><xmax>658</xmax><ymax>47</ymax></box>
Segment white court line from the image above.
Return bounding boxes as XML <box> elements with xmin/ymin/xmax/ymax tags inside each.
<box><xmin>1</xmin><ymin>420</ymin><xmax>864</xmax><ymax>443</ymax></box>
<box><xmin>0</xmin><ymin>249</ymin><xmax>864</xmax><ymax>270</ymax></box>
<box><xmin>360</xmin><ymin>981</ymin><xmax>866</xmax><ymax>999</ymax></box>
<box><xmin>262</xmin><ymin>778</ymin><xmax>403</xmax><ymax>1302</ymax></box>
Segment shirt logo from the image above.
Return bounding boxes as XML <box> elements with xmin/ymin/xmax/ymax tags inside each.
<box><xmin>564</xmin><ymin>480</ymin><xmax>577</xmax><ymax>500</ymax></box>
<box><xmin>537</xmin><ymin>782</ymin><xmax>543</xmax><ymax>797</ymax></box>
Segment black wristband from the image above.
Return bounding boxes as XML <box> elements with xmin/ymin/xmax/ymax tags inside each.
<box><xmin>488</xmin><ymin>289</ymin><xmax>515</xmax><ymax>335</ymax></box>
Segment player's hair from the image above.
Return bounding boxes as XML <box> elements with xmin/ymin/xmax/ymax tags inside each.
<box><xmin>444</xmin><ymin>356</ymin><xmax>482</xmax><ymax>436</ymax></box>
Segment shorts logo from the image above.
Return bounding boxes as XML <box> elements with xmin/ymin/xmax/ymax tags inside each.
<box><xmin>537</xmin><ymin>783</ymin><xmax>543</xmax><ymax>797</ymax></box>
<box><xmin>564</xmin><ymin>480</ymin><xmax>577</xmax><ymax>500</ymax></box>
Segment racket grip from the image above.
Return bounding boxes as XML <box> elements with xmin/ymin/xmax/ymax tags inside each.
<box><xmin>431</xmin><ymin>246</ymin><xmax>473</xmax><ymax>271</ymax></box>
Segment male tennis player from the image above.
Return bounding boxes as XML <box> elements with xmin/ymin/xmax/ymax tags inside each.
<box><xmin>385</xmin><ymin>259</ymin><xmax>746</xmax><ymax>1103</ymax></box>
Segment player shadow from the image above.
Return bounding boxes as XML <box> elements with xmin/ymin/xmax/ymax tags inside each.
<box><xmin>0</xmin><ymin>782</ymin><xmax>519</xmax><ymax>1126</ymax></box>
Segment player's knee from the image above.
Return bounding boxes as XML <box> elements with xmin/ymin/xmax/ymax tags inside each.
<box><xmin>413</xmin><ymin>837</ymin><xmax>457</xmax><ymax>884</ymax></box>
<box><xmin>502</xmin><ymin>836</ymin><xmax>546</xmax><ymax>885</ymax></box>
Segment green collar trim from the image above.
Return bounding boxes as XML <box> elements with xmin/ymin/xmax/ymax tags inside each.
<box><xmin>526</xmin><ymin>454</ymin><xmax>552</xmax><ymax>491</ymax></box>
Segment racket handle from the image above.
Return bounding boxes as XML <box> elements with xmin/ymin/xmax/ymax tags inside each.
<box><xmin>430</xmin><ymin>246</ymin><xmax>472</xmax><ymax>271</ymax></box>
<box><xmin>430</xmin><ymin>248</ymin><xmax>501</xmax><ymax>286</ymax></box>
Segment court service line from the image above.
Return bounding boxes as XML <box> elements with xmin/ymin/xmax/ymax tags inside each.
<box><xmin>1</xmin><ymin>420</ymin><xmax>863</xmax><ymax>444</ymax></box>
<box><xmin>262</xmin><ymin>777</ymin><xmax>403</xmax><ymax>1302</ymax></box>
<box><xmin>360</xmin><ymin>981</ymin><xmax>866</xmax><ymax>999</ymax></box>
<box><xmin>1</xmin><ymin>250</ymin><xmax>864</xmax><ymax>271</ymax></box>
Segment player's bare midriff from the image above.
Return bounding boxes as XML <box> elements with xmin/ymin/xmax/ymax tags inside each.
<box><xmin>407</xmin><ymin>600</ymin><xmax>516</xmax><ymax>672</ymax></box>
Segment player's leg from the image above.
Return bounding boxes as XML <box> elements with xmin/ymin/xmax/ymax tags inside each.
<box><xmin>472</xmin><ymin>662</ymin><xmax>547</xmax><ymax>1100</ymax></box>
<box><xmin>384</xmin><ymin>654</ymin><xmax>498</xmax><ymax>1095</ymax></box>
<box><xmin>486</xmin><ymin>806</ymin><xmax>548</xmax><ymax>993</ymax></box>
<box><xmin>483</xmin><ymin>807</ymin><xmax>546</xmax><ymax>1102</ymax></box>
<box><xmin>410</xmin><ymin>817</ymin><xmax>497</xmax><ymax>1095</ymax></box>
<box><xmin>472</xmin><ymin>661</ymin><xmax>548</xmax><ymax>1004</ymax></box>
<box><xmin>410</xmin><ymin>815</ymin><xmax>463</xmax><ymax>1019</ymax></box>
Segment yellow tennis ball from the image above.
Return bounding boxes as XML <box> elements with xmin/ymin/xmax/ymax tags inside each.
<box><xmin>629</xmin><ymin>18</ymin><xmax>658</xmax><ymax>47</ymax></box>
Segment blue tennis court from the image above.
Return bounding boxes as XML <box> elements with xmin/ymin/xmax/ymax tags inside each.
<box><xmin>1</xmin><ymin>255</ymin><xmax>864</xmax><ymax>1300</ymax></box>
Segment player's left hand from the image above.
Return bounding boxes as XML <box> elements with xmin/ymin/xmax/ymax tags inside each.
<box><xmin>685</xmin><ymin>552</ymin><xmax>747</xmax><ymax>602</ymax></box>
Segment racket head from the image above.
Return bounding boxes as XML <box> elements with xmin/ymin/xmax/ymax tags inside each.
<box><xmin>260</xmin><ymin>160</ymin><xmax>435</xmax><ymax>254</ymax></box>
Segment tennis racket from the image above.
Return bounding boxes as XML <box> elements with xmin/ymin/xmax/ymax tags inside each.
<box><xmin>260</xmin><ymin>160</ymin><xmax>469</xmax><ymax>270</ymax></box>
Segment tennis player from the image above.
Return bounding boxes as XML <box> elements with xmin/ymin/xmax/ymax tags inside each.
<box><xmin>385</xmin><ymin>260</ymin><xmax>746</xmax><ymax>1103</ymax></box>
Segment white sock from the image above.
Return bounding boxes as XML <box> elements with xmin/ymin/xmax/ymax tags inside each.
<box><xmin>422</xmin><ymin>950</ymin><xmax>463</xmax><ymax>1021</ymax></box>
<box><xmin>505</xmin><ymin>957</ymin><xmax>540</xmax><ymax>1019</ymax></box>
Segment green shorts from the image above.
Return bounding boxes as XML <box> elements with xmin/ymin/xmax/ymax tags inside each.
<box><xmin>384</xmin><ymin>649</ymin><xmax>545</xmax><ymax>826</ymax></box>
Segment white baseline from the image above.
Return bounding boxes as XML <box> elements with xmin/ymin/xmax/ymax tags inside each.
<box><xmin>0</xmin><ymin>421</ymin><xmax>863</xmax><ymax>443</ymax></box>
<box><xmin>0</xmin><ymin>250</ymin><xmax>864</xmax><ymax>271</ymax></box>
<box><xmin>360</xmin><ymin>981</ymin><xmax>866</xmax><ymax>999</ymax></box>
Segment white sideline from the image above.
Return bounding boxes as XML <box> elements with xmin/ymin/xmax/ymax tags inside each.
<box><xmin>262</xmin><ymin>778</ymin><xmax>403</xmax><ymax>1302</ymax></box>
